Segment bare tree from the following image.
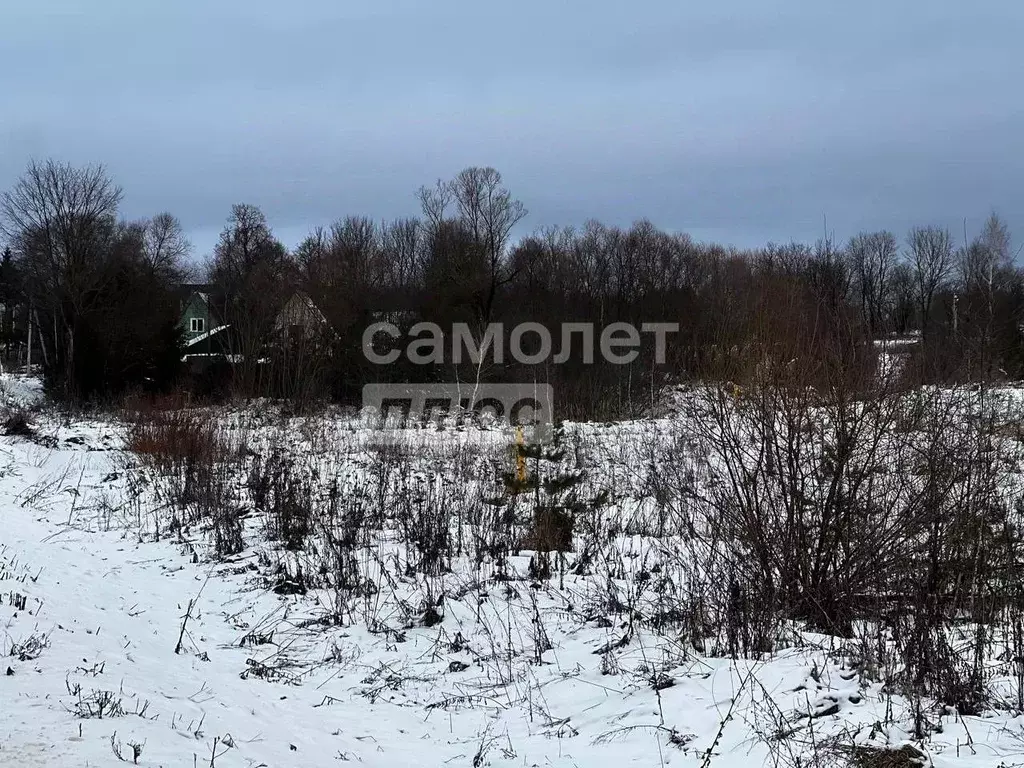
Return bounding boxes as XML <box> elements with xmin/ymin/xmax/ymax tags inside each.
<box><xmin>979</xmin><ymin>211</ymin><xmax>1012</xmax><ymax>264</ymax></box>
<box><xmin>143</xmin><ymin>212</ymin><xmax>192</xmax><ymax>281</ymax></box>
<box><xmin>806</xmin><ymin>235</ymin><xmax>851</xmax><ymax>320</ymax></box>
<box><xmin>294</xmin><ymin>226</ymin><xmax>330</xmax><ymax>286</ymax></box>
<box><xmin>847</xmin><ymin>231</ymin><xmax>899</xmax><ymax>337</ymax></box>
<box><xmin>419</xmin><ymin>167</ymin><xmax>527</xmax><ymax>324</ymax></box>
<box><xmin>0</xmin><ymin>159</ymin><xmax>123</xmax><ymax>397</ymax></box>
<box><xmin>416</xmin><ymin>179</ymin><xmax>453</xmax><ymax>234</ymax></box>
<box><xmin>208</xmin><ymin>204</ymin><xmax>287</xmax><ymax>294</ymax></box>
<box><xmin>907</xmin><ymin>225</ymin><xmax>953</xmax><ymax>341</ymax></box>
<box><xmin>954</xmin><ymin>213</ymin><xmax>1017</xmax><ymax>380</ymax></box>
<box><xmin>300</xmin><ymin>216</ymin><xmax>382</xmax><ymax>350</ymax></box>
<box><xmin>572</xmin><ymin>220</ymin><xmax>614</xmax><ymax>326</ymax></box>
<box><xmin>960</xmin><ymin>212</ymin><xmax>1012</xmax><ymax>291</ymax></box>
<box><xmin>888</xmin><ymin>261</ymin><xmax>915</xmax><ymax>334</ymax></box>
<box><xmin>379</xmin><ymin>217</ymin><xmax>422</xmax><ymax>291</ymax></box>
<box><xmin>208</xmin><ymin>204</ymin><xmax>291</xmax><ymax>396</ymax></box>
<box><xmin>327</xmin><ymin>215</ymin><xmax>381</xmax><ymax>292</ymax></box>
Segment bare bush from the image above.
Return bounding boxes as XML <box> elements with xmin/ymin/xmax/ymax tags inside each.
<box><xmin>248</xmin><ymin>450</ymin><xmax>313</xmax><ymax>551</ymax></box>
<box><xmin>395</xmin><ymin>475</ymin><xmax>454</xmax><ymax>576</ymax></box>
<box><xmin>124</xmin><ymin>403</ymin><xmax>244</xmax><ymax>556</ymax></box>
<box><xmin>2</xmin><ymin>408</ymin><xmax>34</xmax><ymax>437</ymax></box>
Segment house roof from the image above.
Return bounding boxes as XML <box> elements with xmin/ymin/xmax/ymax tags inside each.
<box><xmin>178</xmin><ymin>284</ymin><xmax>231</xmax><ymax>325</ymax></box>
<box><xmin>176</xmin><ymin>283</ymin><xmax>217</xmax><ymax>302</ymax></box>
<box><xmin>184</xmin><ymin>324</ymin><xmax>230</xmax><ymax>347</ymax></box>
<box><xmin>275</xmin><ymin>291</ymin><xmax>329</xmax><ymax>329</ymax></box>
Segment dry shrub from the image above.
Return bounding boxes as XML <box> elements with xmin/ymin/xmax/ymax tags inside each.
<box><xmin>847</xmin><ymin>745</ymin><xmax>926</xmax><ymax>768</ymax></box>
<box><xmin>394</xmin><ymin>475</ymin><xmax>455</xmax><ymax>576</ymax></box>
<box><xmin>2</xmin><ymin>409</ymin><xmax>34</xmax><ymax>437</ymax></box>
<box><xmin>123</xmin><ymin>400</ymin><xmax>243</xmax><ymax>557</ymax></box>
<box><xmin>248</xmin><ymin>450</ymin><xmax>314</xmax><ymax>551</ymax></box>
<box><xmin>125</xmin><ymin>407</ymin><xmax>222</xmax><ymax>474</ymax></box>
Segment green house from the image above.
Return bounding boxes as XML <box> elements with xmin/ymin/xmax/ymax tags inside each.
<box><xmin>180</xmin><ymin>290</ymin><xmax>215</xmax><ymax>342</ymax></box>
<box><xmin>177</xmin><ymin>286</ymin><xmax>233</xmax><ymax>362</ymax></box>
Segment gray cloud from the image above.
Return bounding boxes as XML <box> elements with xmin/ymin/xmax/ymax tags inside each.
<box><xmin>2</xmin><ymin>1</ymin><xmax>1022</xmax><ymax>258</ymax></box>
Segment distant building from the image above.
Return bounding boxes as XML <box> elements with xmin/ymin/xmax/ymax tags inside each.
<box><xmin>176</xmin><ymin>284</ymin><xmax>233</xmax><ymax>366</ymax></box>
<box><xmin>274</xmin><ymin>291</ymin><xmax>331</xmax><ymax>343</ymax></box>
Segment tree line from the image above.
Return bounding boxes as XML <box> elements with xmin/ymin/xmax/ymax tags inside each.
<box><xmin>0</xmin><ymin>159</ymin><xmax>1019</xmax><ymax>412</ymax></box>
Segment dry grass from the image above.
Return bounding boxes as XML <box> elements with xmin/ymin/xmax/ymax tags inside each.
<box><xmin>124</xmin><ymin>407</ymin><xmax>223</xmax><ymax>473</ymax></box>
<box><xmin>2</xmin><ymin>409</ymin><xmax>35</xmax><ymax>437</ymax></box>
<box><xmin>847</xmin><ymin>745</ymin><xmax>927</xmax><ymax>768</ymax></box>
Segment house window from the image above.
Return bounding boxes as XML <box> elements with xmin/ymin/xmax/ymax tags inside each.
<box><xmin>190</xmin><ymin>318</ymin><xmax>205</xmax><ymax>333</ymax></box>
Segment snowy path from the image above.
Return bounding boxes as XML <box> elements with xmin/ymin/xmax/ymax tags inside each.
<box><xmin>0</xmin><ymin>436</ymin><xmax>389</xmax><ymax>767</ymax></box>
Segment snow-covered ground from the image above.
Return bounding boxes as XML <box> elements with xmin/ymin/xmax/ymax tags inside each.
<box><xmin>2</xmin><ymin>381</ymin><xmax>1024</xmax><ymax>767</ymax></box>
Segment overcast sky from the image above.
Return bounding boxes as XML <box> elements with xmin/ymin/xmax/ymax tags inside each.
<box><xmin>2</xmin><ymin>1</ymin><xmax>1022</xmax><ymax>260</ymax></box>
